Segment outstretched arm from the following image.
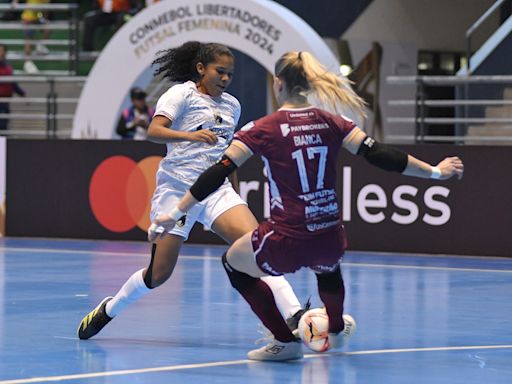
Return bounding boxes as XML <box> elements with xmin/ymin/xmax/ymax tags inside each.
<box><xmin>342</xmin><ymin>127</ymin><xmax>464</xmax><ymax>180</ymax></box>
<box><xmin>147</xmin><ymin>141</ymin><xmax>253</xmax><ymax>241</ymax></box>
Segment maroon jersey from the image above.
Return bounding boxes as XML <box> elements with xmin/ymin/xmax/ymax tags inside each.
<box><xmin>234</xmin><ymin>107</ymin><xmax>356</xmax><ymax>238</ymax></box>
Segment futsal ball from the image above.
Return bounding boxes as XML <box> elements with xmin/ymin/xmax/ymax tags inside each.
<box><xmin>297</xmin><ymin>308</ymin><xmax>330</xmax><ymax>352</ymax></box>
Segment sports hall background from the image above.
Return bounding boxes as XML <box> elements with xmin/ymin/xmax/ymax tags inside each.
<box><xmin>1</xmin><ymin>1</ymin><xmax>512</xmax><ymax>383</ymax></box>
<box><xmin>1</xmin><ymin>0</ymin><xmax>511</xmax><ymax>254</ymax></box>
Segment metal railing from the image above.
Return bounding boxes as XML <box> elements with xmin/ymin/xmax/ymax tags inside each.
<box><xmin>0</xmin><ymin>76</ymin><xmax>86</xmax><ymax>138</ymax></box>
<box><xmin>386</xmin><ymin>75</ymin><xmax>512</xmax><ymax>144</ymax></box>
<box><xmin>465</xmin><ymin>0</ymin><xmax>507</xmax><ymax>74</ymax></box>
<box><xmin>0</xmin><ymin>3</ymin><xmax>80</xmax><ymax>75</ymax></box>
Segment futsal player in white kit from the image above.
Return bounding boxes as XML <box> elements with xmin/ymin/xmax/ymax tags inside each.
<box><xmin>77</xmin><ymin>42</ymin><xmax>305</xmax><ymax>339</ymax></box>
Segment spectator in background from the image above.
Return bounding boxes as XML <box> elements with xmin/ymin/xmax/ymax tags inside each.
<box><xmin>11</xmin><ymin>0</ymin><xmax>52</xmax><ymax>74</ymax></box>
<box><xmin>116</xmin><ymin>86</ymin><xmax>154</xmax><ymax>140</ymax></box>
<box><xmin>82</xmin><ymin>0</ymin><xmax>141</xmax><ymax>52</ymax></box>
<box><xmin>0</xmin><ymin>44</ymin><xmax>26</xmax><ymax>131</ymax></box>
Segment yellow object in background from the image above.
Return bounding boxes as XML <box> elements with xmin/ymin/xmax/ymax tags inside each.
<box><xmin>21</xmin><ymin>0</ymin><xmax>50</xmax><ymax>23</ymax></box>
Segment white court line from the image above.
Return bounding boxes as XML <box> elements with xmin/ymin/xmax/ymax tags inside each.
<box><xmin>2</xmin><ymin>239</ymin><xmax>511</xmax><ymax>260</ymax></box>
<box><xmin>0</xmin><ymin>247</ymin><xmax>212</xmax><ymax>260</ymax></box>
<box><xmin>1</xmin><ymin>247</ymin><xmax>512</xmax><ymax>274</ymax></box>
<box><xmin>1</xmin><ymin>344</ymin><xmax>511</xmax><ymax>384</ymax></box>
<box><xmin>350</xmin><ymin>249</ymin><xmax>512</xmax><ymax>261</ymax></box>
<box><xmin>0</xmin><ymin>246</ymin><xmax>150</xmax><ymax>257</ymax></box>
<box><xmin>343</xmin><ymin>262</ymin><xmax>512</xmax><ymax>274</ymax></box>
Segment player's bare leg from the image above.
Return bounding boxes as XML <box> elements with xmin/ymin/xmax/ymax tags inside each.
<box><xmin>77</xmin><ymin>234</ymin><xmax>184</xmax><ymax>339</ymax></box>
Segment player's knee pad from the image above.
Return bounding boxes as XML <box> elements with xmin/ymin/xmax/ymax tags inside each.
<box><xmin>221</xmin><ymin>252</ymin><xmax>256</xmax><ymax>290</ymax></box>
<box><xmin>316</xmin><ymin>265</ymin><xmax>343</xmax><ymax>291</ymax></box>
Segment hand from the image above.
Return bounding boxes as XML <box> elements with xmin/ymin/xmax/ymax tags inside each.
<box><xmin>187</xmin><ymin>130</ymin><xmax>218</xmax><ymax>145</ymax></box>
<box><xmin>134</xmin><ymin>119</ymin><xmax>148</xmax><ymax>129</ymax></box>
<box><xmin>147</xmin><ymin>222</ymin><xmax>166</xmax><ymax>242</ymax></box>
<box><xmin>147</xmin><ymin>213</ymin><xmax>176</xmax><ymax>242</ymax></box>
<box><xmin>436</xmin><ymin>156</ymin><xmax>464</xmax><ymax>180</ymax></box>
<box><xmin>147</xmin><ymin>213</ymin><xmax>187</xmax><ymax>242</ymax></box>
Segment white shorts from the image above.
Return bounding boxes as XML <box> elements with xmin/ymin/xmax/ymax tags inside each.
<box><xmin>150</xmin><ymin>180</ymin><xmax>246</xmax><ymax>241</ymax></box>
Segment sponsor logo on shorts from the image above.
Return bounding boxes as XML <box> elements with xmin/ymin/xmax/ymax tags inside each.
<box><xmin>306</xmin><ymin>220</ymin><xmax>339</xmax><ymax>231</ymax></box>
<box><xmin>314</xmin><ymin>263</ymin><xmax>339</xmax><ymax>272</ymax></box>
<box><xmin>261</xmin><ymin>261</ymin><xmax>279</xmax><ymax>275</ymax></box>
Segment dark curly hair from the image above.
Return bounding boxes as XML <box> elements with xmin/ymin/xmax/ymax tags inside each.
<box><xmin>152</xmin><ymin>41</ymin><xmax>234</xmax><ymax>82</ymax></box>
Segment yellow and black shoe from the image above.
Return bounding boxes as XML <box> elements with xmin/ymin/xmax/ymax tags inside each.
<box><xmin>77</xmin><ymin>297</ymin><xmax>114</xmax><ymax>340</ymax></box>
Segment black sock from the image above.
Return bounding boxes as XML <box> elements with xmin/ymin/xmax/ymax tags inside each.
<box><xmin>316</xmin><ymin>266</ymin><xmax>345</xmax><ymax>333</ymax></box>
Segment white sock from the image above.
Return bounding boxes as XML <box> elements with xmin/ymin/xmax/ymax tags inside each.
<box><xmin>105</xmin><ymin>269</ymin><xmax>151</xmax><ymax>317</ymax></box>
<box><xmin>261</xmin><ymin>275</ymin><xmax>302</xmax><ymax>319</ymax></box>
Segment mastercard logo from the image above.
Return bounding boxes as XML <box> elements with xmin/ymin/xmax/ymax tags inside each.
<box><xmin>89</xmin><ymin>155</ymin><xmax>162</xmax><ymax>233</ymax></box>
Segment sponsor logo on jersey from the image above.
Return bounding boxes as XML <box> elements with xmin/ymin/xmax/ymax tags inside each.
<box><xmin>305</xmin><ymin>202</ymin><xmax>339</xmax><ymax>217</ymax></box>
<box><xmin>214</xmin><ymin>113</ymin><xmax>223</xmax><ymax>124</ymax></box>
<box><xmin>290</xmin><ymin>123</ymin><xmax>329</xmax><ymax>133</ymax></box>
<box><xmin>287</xmin><ymin>110</ymin><xmax>317</xmax><ymax>120</ymax></box>
<box><xmin>280</xmin><ymin>123</ymin><xmax>290</xmax><ymax>137</ymax></box>
<box><xmin>210</xmin><ymin>126</ymin><xmax>231</xmax><ymax>140</ymax></box>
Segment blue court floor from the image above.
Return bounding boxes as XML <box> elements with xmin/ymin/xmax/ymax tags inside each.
<box><xmin>0</xmin><ymin>237</ymin><xmax>511</xmax><ymax>383</ymax></box>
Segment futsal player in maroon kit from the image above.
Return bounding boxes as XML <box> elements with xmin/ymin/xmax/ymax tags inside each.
<box><xmin>149</xmin><ymin>51</ymin><xmax>464</xmax><ymax>361</ymax></box>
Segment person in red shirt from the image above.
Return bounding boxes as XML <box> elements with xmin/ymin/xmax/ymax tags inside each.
<box><xmin>0</xmin><ymin>44</ymin><xmax>26</xmax><ymax>131</ymax></box>
<box><xmin>149</xmin><ymin>51</ymin><xmax>464</xmax><ymax>361</ymax></box>
<box><xmin>82</xmin><ymin>0</ymin><xmax>140</xmax><ymax>51</ymax></box>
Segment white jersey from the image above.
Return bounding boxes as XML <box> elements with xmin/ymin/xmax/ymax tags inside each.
<box><xmin>154</xmin><ymin>81</ymin><xmax>241</xmax><ymax>186</ymax></box>
<box><xmin>150</xmin><ymin>81</ymin><xmax>246</xmax><ymax>237</ymax></box>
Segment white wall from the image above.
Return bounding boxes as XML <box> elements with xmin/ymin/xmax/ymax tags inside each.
<box><xmin>343</xmin><ymin>0</ymin><xmax>496</xmax><ymax>51</ymax></box>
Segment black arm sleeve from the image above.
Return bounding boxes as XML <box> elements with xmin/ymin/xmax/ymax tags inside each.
<box><xmin>356</xmin><ymin>136</ymin><xmax>408</xmax><ymax>173</ymax></box>
<box><xmin>189</xmin><ymin>155</ymin><xmax>238</xmax><ymax>201</ymax></box>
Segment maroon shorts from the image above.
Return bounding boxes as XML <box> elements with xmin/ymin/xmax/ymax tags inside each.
<box><xmin>251</xmin><ymin>221</ymin><xmax>347</xmax><ymax>276</ymax></box>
